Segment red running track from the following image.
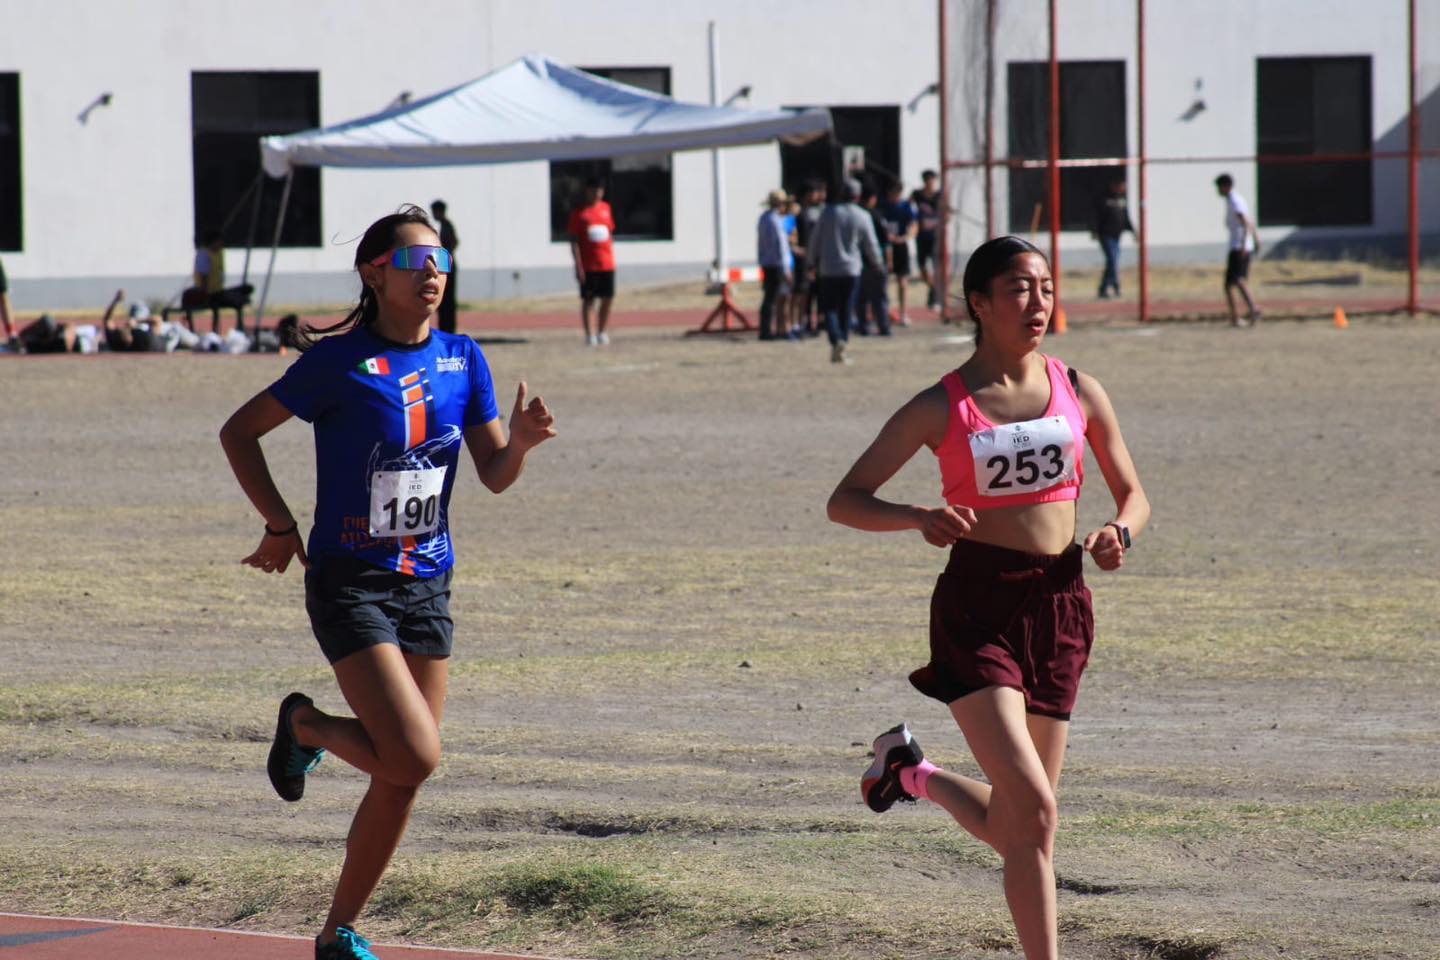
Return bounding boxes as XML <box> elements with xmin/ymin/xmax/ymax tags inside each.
<box><xmin>0</xmin><ymin>913</ymin><xmax>579</xmax><ymax>960</ymax></box>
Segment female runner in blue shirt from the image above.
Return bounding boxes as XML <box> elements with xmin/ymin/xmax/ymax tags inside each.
<box><xmin>221</xmin><ymin>205</ymin><xmax>555</xmax><ymax>960</ymax></box>
<box><xmin>828</xmin><ymin>236</ymin><xmax>1149</xmax><ymax>960</ymax></box>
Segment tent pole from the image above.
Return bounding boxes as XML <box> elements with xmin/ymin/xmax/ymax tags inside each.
<box><xmin>937</xmin><ymin>0</ymin><xmax>949</xmax><ymax>322</ymax></box>
<box><xmin>1047</xmin><ymin>0</ymin><xmax>1062</xmax><ymax>329</ymax></box>
<box><xmin>254</xmin><ymin>168</ymin><xmax>294</xmax><ymax>341</ymax></box>
<box><xmin>240</xmin><ymin>170</ymin><xmax>266</xmax><ymax>286</ymax></box>
<box><xmin>708</xmin><ymin>21</ymin><xmax>728</xmax><ymax>276</ymax></box>
<box><xmin>1407</xmin><ymin>0</ymin><xmax>1419</xmax><ymax>315</ymax></box>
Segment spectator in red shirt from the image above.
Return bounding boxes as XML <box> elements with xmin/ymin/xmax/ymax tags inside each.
<box><xmin>567</xmin><ymin>177</ymin><xmax>617</xmax><ymax>346</ymax></box>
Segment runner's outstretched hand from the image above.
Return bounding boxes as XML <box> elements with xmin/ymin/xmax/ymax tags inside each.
<box><xmin>242</xmin><ymin>527</ymin><xmax>311</xmax><ymax>574</ymax></box>
<box><xmin>509</xmin><ymin>381</ymin><xmax>557</xmax><ymax>450</ymax></box>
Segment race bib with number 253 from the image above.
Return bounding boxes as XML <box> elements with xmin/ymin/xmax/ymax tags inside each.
<box><xmin>968</xmin><ymin>416</ymin><xmax>1077</xmax><ymax>497</ymax></box>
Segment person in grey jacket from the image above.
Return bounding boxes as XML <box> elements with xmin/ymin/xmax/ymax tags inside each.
<box><xmin>807</xmin><ymin>178</ymin><xmax>883</xmax><ymax>363</ymax></box>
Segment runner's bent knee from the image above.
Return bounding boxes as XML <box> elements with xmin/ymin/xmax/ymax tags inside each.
<box><xmin>995</xmin><ymin>780</ymin><xmax>1058</xmax><ymax>852</ymax></box>
<box><xmin>373</xmin><ymin>723</ymin><xmax>441</xmax><ymax>787</ymax></box>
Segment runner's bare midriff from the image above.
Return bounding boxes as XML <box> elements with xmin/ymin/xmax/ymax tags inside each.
<box><xmin>963</xmin><ymin>499</ymin><xmax>1077</xmax><ymax>556</ymax></box>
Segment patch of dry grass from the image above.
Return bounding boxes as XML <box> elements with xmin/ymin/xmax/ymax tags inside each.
<box><xmin>1</xmin><ymin>322</ymin><xmax>1438</xmax><ymax>958</ymax></box>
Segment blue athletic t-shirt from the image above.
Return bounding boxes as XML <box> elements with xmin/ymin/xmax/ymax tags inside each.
<box><xmin>268</xmin><ymin>325</ymin><xmax>500</xmax><ymax>578</ymax></box>
<box><xmin>882</xmin><ymin>200</ymin><xmax>916</xmax><ymax>246</ymax></box>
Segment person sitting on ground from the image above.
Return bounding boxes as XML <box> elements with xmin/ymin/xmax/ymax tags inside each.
<box><xmin>179</xmin><ymin>229</ymin><xmax>252</xmax><ymax>336</ymax></box>
<box><xmin>16</xmin><ymin>313</ymin><xmax>82</xmax><ymax>353</ymax></box>
<box><xmin>0</xmin><ymin>256</ymin><xmax>19</xmax><ymax>352</ymax></box>
<box><xmin>102</xmin><ymin>290</ymin><xmax>159</xmax><ymax>352</ymax></box>
<box><xmin>185</xmin><ymin>230</ymin><xmax>225</xmax><ymax>306</ymax></box>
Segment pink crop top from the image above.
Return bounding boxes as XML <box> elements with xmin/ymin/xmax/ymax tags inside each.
<box><xmin>935</xmin><ymin>355</ymin><xmax>1087</xmax><ymax>510</ymax></box>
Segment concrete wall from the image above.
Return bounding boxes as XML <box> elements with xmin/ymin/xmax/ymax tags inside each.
<box><xmin>0</xmin><ymin>0</ymin><xmax>943</xmax><ymax>309</ymax></box>
<box><xmin>942</xmin><ymin>0</ymin><xmax>1440</xmax><ymax>259</ymax></box>
<box><xmin>4</xmin><ymin>0</ymin><xmax>1435</xmax><ymax>311</ymax></box>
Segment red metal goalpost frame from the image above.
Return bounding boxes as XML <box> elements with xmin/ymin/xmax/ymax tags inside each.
<box><xmin>936</xmin><ymin>0</ymin><xmax>1433</xmax><ymax>325</ymax></box>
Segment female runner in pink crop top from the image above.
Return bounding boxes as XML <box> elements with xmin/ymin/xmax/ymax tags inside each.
<box><xmin>827</xmin><ymin>236</ymin><xmax>1149</xmax><ymax>960</ymax></box>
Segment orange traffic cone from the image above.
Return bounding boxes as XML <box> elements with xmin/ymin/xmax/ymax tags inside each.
<box><xmin>1052</xmin><ymin>307</ymin><xmax>1068</xmax><ymax>334</ymax></box>
<box><xmin>1333</xmin><ymin>306</ymin><xmax>1348</xmax><ymax>329</ymax></box>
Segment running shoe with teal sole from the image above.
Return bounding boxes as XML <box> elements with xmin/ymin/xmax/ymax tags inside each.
<box><xmin>268</xmin><ymin>691</ymin><xmax>325</xmax><ymax>802</ymax></box>
<box><xmin>861</xmin><ymin>722</ymin><xmax>923</xmax><ymax>813</ymax></box>
<box><xmin>316</xmin><ymin>926</ymin><xmax>381</xmax><ymax>960</ymax></box>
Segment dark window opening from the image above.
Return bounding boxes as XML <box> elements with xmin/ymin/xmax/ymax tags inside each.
<box><xmin>1257</xmin><ymin>56</ymin><xmax>1371</xmax><ymax>226</ymax></box>
<box><xmin>0</xmin><ymin>74</ymin><xmax>21</xmax><ymax>251</ymax></box>
<box><xmin>779</xmin><ymin>106</ymin><xmax>901</xmax><ymax>198</ymax></box>
<box><xmin>550</xmin><ymin>67</ymin><xmax>673</xmax><ymax>242</ymax></box>
<box><xmin>192</xmin><ymin>71</ymin><xmax>321</xmax><ymax>250</ymax></box>
<box><xmin>1006</xmin><ymin>61</ymin><xmax>1126</xmax><ymax>233</ymax></box>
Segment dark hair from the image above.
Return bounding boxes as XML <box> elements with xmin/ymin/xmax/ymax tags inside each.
<box><xmin>961</xmin><ymin>235</ymin><xmax>1048</xmax><ymax>343</ymax></box>
<box><xmin>299</xmin><ymin>204</ymin><xmax>435</xmax><ymax>349</ymax></box>
<box><xmin>1214</xmin><ymin>173</ymin><xmax>1233</xmax><ymax>188</ymax></box>
<box><xmin>430</xmin><ymin>199</ymin><xmax>447</xmax><ymax>214</ymax></box>
<box><xmin>276</xmin><ymin>313</ymin><xmax>301</xmax><ymax>349</ymax></box>
<box><xmin>921</xmin><ymin>169</ymin><xmax>938</xmax><ymax>180</ymax></box>
<box><xmin>584</xmin><ymin>175</ymin><xmax>605</xmax><ymax>190</ymax></box>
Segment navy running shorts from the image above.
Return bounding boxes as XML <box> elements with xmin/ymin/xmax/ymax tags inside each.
<box><xmin>304</xmin><ymin>557</ymin><xmax>454</xmax><ymax>665</ymax></box>
<box><xmin>915</xmin><ymin>232</ymin><xmax>936</xmax><ymax>269</ymax></box>
<box><xmin>910</xmin><ymin>539</ymin><xmax>1095</xmax><ymax>721</ymax></box>
<box><xmin>579</xmin><ymin>270</ymin><xmax>615</xmax><ymax>300</ymax></box>
<box><xmin>1224</xmin><ymin>250</ymin><xmax>1251</xmax><ymax>286</ymax></box>
<box><xmin>891</xmin><ymin>243</ymin><xmax>912</xmax><ymax>278</ymax></box>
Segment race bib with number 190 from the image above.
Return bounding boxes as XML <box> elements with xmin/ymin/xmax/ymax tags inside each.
<box><xmin>369</xmin><ymin>467</ymin><xmax>446</xmax><ymax>537</ymax></box>
<box><xmin>968</xmin><ymin>416</ymin><xmax>1077</xmax><ymax>497</ymax></box>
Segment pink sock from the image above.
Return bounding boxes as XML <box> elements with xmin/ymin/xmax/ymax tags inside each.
<box><xmin>900</xmin><ymin>759</ymin><xmax>938</xmax><ymax>800</ymax></box>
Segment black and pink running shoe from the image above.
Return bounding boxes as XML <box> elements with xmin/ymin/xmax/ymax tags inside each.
<box><xmin>861</xmin><ymin>722</ymin><xmax>923</xmax><ymax>813</ymax></box>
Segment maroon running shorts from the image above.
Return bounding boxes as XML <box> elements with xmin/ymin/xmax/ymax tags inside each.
<box><xmin>909</xmin><ymin>539</ymin><xmax>1095</xmax><ymax>721</ymax></box>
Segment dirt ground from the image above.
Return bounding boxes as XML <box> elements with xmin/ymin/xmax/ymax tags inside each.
<box><xmin>462</xmin><ymin>257</ymin><xmax>1440</xmax><ymax>318</ymax></box>
<box><xmin>30</xmin><ymin>257</ymin><xmax>1440</xmax><ymax>324</ymax></box>
<box><xmin>1</xmin><ymin>313</ymin><xmax>1437</xmax><ymax>960</ymax></box>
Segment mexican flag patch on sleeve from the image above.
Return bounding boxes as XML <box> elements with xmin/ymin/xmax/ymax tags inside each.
<box><xmin>357</xmin><ymin>356</ymin><xmax>391</xmax><ymax>375</ymax></box>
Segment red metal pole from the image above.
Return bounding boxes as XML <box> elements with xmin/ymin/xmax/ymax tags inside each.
<box><xmin>1408</xmin><ymin>0</ymin><xmax>1420</xmax><ymax>315</ymax></box>
<box><xmin>1048</xmin><ymin>0</ymin><xmax>1062</xmax><ymax>324</ymax></box>
<box><xmin>938</xmin><ymin>0</ymin><xmax>950</xmax><ymax>321</ymax></box>
<box><xmin>985</xmin><ymin>0</ymin><xmax>996</xmax><ymax>238</ymax></box>
<box><xmin>1137</xmin><ymin>0</ymin><xmax>1149</xmax><ymax>323</ymax></box>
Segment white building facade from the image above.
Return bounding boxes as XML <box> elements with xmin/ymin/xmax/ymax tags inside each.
<box><xmin>0</xmin><ymin>0</ymin><xmax>946</xmax><ymax>310</ymax></box>
<box><xmin>942</xmin><ymin>0</ymin><xmax>1439</xmax><ymax>266</ymax></box>
<box><xmin>0</xmin><ymin>0</ymin><xmax>1434</xmax><ymax>310</ymax></box>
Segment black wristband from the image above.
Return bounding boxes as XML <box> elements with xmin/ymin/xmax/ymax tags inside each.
<box><xmin>264</xmin><ymin>522</ymin><xmax>298</xmax><ymax>538</ymax></box>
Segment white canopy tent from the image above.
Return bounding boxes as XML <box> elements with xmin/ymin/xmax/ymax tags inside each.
<box><xmin>253</xmin><ymin>53</ymin><xmax>832</xmax><ymax>327</ymax></box>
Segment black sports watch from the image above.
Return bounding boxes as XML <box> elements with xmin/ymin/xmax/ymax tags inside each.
<box><xmin>1105</xmin><ymin>522</ymin><xmax>1131</xmax><ymax>549</ymax></box>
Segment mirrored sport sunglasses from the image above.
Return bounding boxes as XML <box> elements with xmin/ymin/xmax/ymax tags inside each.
<box><xmin>370</xmin><ymin>245</ymin><xmax>453</xmax><ymax>273</ymax></box>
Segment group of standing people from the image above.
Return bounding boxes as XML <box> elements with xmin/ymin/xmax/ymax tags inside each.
<box><xmin>757</xmin><ymin>169</ymin><xmax>945</xmax><ymax>362</ymax></box>
<box><xmin>217</xmin><ymin>190</ymin><xmax>1148</xmax><ymax>959</ymax></box>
